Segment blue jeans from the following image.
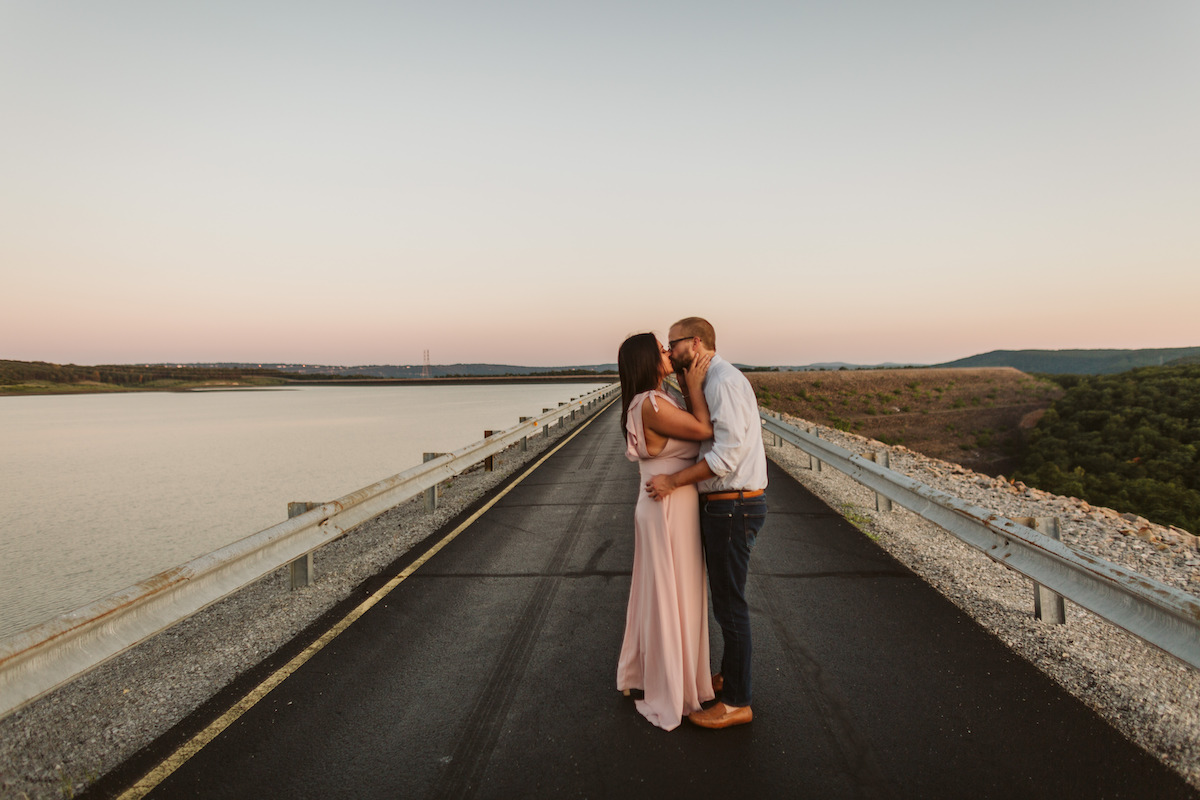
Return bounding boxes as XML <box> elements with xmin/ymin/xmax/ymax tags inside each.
<box><xmin>700</xmin><ymin>492</ymin><xmax>766</xmax><ymax>708</ymax></box>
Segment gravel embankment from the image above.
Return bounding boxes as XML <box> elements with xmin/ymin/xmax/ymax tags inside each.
<box><xmin>0</xmin><ymin>411</ymin><xmax>594</xmax><ymax>800</ymax></box>
<box><xmin>3</xmin><ymin>403</ymin><xmax>1198</xmax><ymax>797</ymax></box>
<box><xmin>766</xmin><ymin>412</ymin><xmax>1200</xmax><ymax>791</ymax></box>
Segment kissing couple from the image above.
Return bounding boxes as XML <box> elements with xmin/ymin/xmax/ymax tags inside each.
<box><xmin>615</xmin><ymin>316</ymin><xmax>768</xmax><ymax>731</ymax></box>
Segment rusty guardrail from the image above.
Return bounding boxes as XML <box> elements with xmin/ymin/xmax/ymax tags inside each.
<box><xmin>0</xmin><ymin>383</ymin><xmax>620</xmax><ymax>719</ymax></box>
<box><xmin>760</xmin><ymin>411</ymin><xmax>1200</xmax><ymax>670</ymax></box>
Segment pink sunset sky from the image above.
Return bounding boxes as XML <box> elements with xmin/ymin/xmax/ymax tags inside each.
<box><xmin>3</xmin><ymin>2</ymin><xmax>1198</xmax><ymax>368</ymax></box>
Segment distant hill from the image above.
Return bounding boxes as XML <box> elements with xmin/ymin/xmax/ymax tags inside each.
<box><xmin>935</xmin><ymin>347</ymin><xmax>1200</xmax><ymax>375</ymax></box>
<box><xmin>11</xmin><ymin>348</ymin><xmax>1196</xmax><ymax>385</ymax></box>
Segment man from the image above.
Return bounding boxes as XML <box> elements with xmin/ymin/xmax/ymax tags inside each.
<box><xmin>646</xmin><ymin>317</ymin><xmax>767</xmax><ymax>729</ymax></box>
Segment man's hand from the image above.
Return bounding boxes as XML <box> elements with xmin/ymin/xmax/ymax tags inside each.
<box><xmin>645</xmin><ymin>473</ymin><xmax>677</xmax><ymax>501</ymax></box>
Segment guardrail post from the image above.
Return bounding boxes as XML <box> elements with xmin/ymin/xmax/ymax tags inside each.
<box><xmin>863</xmin><ymin>451</ymin><xmax>893</xmax><ymax>511</ymax></box>
<box><xmin>762</xmin><ymin>413</ymin><xmax>777</xmax><ymax>446</ymax></box>
<box><xmin>814</xmin><ymin>429</ymin><xmax>823</xmax><ymax>472</ymax></box>
<box><xmin>787</xmin><ymin>423</ymin><xmax>813</xmax><ymax>469</ymax></box>
<box><xmin>519</xmin><ymin>417</ymin><xmax>530</xmax><ymax>451</ymax></box>
<box><xmin>1015</xmin><ymin>516</ymin><xmax>1067</xmax><ymax>624</ymax></box>
<box><xmin>544</xmin><ymin>409</ymin><xmax>553</xmax><ymax>437</ymax></box>
<box><xmin>286</xmin><ymin>502</ymin><xmax>320</xmax><ymax>589</ymax></box>
<box><xmin>557</xmin><ymin>403</ymin><xmax>566</xmax><ymax>429</ymax></box>
<box><xmin>423</xmin><ymin>453</ymin><xmax>444</xmax><ymax>512</ymax></box>
<box><xmin>484</xmin><ymin>431</ymin><xmax>495</xmax><ymax>471</ymax></box>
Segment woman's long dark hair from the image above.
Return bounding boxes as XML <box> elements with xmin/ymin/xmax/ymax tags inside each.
<box><xmin>618</xmin><ymin>333</ymin><xmax>663</xmax><ymax>435</ymax></box>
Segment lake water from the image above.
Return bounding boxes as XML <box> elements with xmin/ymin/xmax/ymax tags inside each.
<box><xmin>0</xmin><ymin>383</ymin><xmax>609</xmax><ymax>640</ymax></box>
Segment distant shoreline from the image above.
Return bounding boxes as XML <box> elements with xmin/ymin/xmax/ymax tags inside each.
<box><xmin>0</xmin><ymin>374</ymin><xmax>618</xmax><ymax>397</ymax></box>
<box><xmin>282</xmin><ymin>375</ymin><xmax>616</xmax><ymax>387</ymax></box>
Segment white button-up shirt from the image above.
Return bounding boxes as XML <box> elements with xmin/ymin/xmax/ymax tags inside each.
<box><xmin>697</xmin><ymin>354</ymin><xmax>768</xmax><ymax>494</ymax></box>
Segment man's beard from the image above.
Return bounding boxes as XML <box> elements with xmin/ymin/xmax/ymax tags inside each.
<box><xmin>670</xmin><ymin>352</ymin><xmax>692</xmax><ymax>372</ymax></box>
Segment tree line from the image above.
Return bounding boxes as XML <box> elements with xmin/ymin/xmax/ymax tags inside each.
<box><xmin>1013</xmin><ymin>364</ymin><xmax>1200</xmax><ymax>533</ymax></box>
<box><xmin>0</xmin><ymin>360</ymin><xmax>290</xmax><ymax>387</ymax></box>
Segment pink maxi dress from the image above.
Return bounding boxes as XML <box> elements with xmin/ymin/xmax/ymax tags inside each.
<box><xmin>616</xmin><ymin>389</ymin><xmax>715</xmax><ymax>730</ymax></box>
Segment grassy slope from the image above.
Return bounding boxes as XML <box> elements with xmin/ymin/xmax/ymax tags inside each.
<box><xmin>748</xmin><ymin>367</ymin><xmax>1063</xmax><ymax>476</ymax></box>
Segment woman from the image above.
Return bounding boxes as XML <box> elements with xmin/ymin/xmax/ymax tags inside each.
<box><xmin>615</xmin><ymin>332</ymin><xmax>715</xmax><ymax>730</ymax></box>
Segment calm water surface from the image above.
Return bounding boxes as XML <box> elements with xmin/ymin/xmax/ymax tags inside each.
<box><xmin>0</xmin><ymin>383</ymin><xmax>608</xmax><ymax>640</ymax></box>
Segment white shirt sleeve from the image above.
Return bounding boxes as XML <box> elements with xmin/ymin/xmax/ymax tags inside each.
<box><xmin>702</xmin><ymin>377</ymin><xmax>749</xmax><ymax>478</ymax></box>
<box><xmin>698</xmin><ymin>357</ymin><xmax>768</xmax><ymax>493</ymax></box>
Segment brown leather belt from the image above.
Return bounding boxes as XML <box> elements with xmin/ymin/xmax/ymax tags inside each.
<box><xmin>700</xmin><ymin>489</ymin><xmax>765</xmax><ymax>502</ymax></box>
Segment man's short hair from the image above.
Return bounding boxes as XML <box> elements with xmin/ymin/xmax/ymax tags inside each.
<box><xmin>673</xmin><ymin>317</ymin><xmax>716</xmax><ymax>350</ymax></box>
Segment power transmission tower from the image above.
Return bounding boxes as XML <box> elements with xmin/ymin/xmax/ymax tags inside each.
<box><xmin>422</xmin><ymin>350</ymin><xmax>431</xmax><ymax>378</ymax></box>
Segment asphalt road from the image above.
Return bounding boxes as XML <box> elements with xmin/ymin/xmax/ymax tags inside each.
<box><xmin>115</xmin><ymin>402</ymin><xmax>1195</xmax><ymax>799</ymax></box>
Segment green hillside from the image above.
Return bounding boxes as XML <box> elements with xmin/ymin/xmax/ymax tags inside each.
<box><xmin>937</xmin><ymin>347</ymin><xmax>1200</xmax><ymax>375</ymax></box>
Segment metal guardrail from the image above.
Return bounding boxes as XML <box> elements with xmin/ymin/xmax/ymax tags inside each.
<box><xmin>760</xmin><ymin>412</ymin><xmax>1200</xmax><ymax>670</ymax></box>
<box><xmin>0</xmin><ymin>383</ymin><xmax>620</xmax><ymax>719</ymax></box>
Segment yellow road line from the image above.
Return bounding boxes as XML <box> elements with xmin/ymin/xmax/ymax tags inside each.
<box><xmin>118</xmin><ymin>400</ymin><xmax>614</xmax><ymax>799</ymax></box>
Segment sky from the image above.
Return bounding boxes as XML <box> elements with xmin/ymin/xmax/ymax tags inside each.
<box><xmin>2</xmin><ymin>1</ymin><xmax>1198</xmax><ymax>368</ymax></box>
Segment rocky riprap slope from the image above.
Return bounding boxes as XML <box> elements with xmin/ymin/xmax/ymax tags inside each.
<box><xmin>767</xmin><ymin>411</ymin><xmax>1200</xmax><ymax>790</ymax></box>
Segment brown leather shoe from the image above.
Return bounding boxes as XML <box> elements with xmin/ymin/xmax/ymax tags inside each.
<box><xmin>688</xmin><ymin>702</ymin><xmax>753</xmax><ymax>729</ymax></box>
<box><xmin>711</xmin><ymin>673</ymin><xmax>724</xmax><ymax>694</ymax></box>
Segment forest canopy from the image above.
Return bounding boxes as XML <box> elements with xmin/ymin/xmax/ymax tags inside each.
<box><xmin>1014</xmin><ymin>365</ymin><xmax>1200</xmax><ymax>533</ymax></box>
